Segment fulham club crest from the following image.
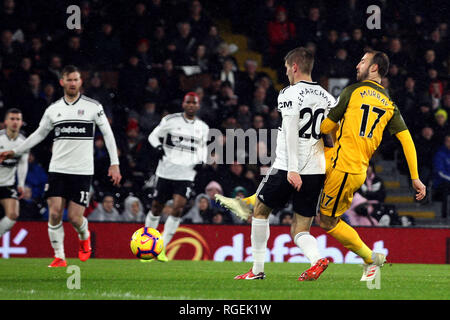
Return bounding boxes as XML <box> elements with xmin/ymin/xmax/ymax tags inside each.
<box><xmin>78</xmin><ymin>109</ymin><xmax>85</xmax><ymax>116</ymax></box>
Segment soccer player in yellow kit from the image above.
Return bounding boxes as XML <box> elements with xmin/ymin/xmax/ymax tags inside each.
<box><xmin>217</xmin><ymin>50</ymin><xmax>426</xmax><ymax>281</ymax></box>
<box><xmin>319</xmin><ymin>50</ymin><xmax>426</xmax><ymax>280</ymax></box>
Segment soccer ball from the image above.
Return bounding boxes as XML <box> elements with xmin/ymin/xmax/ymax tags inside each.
<box><xmin>130</xmin><ymin>227</ymin><xmax>164</xmax><ymax>260</ymax></box>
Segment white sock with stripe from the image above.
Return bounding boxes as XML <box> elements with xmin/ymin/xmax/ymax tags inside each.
<box><xmin>294</xmin><ymin>231</ymin><xmax>321</xmax><ymax>266</ymax></box>
<box><xmin>74</xmin><ymin>217</ymin><xmax>89</xmax><ymax>240</ymax></box>
<box><xmin>145</xmin><ymin>211</ymin><xmax>161</xmax><ymax>229</ymax></box>
<box><xmin>48</xmin><ymin>221</ymin><xmax>65</xmax><ymax>260</ymax></box>
<box><xmin>162</xmin><ymin>215</ymin><xmax>181</xmax><ymax>246</ymax></box>
<box><xmin>0</xmin><ymin>216</ymin><xmax>16</xmax><ymax>237</ymax></box>
<box><xmin>251</xmin><ymin>217</ymin><xmax>270</xmax><ymax>274</ymax></box>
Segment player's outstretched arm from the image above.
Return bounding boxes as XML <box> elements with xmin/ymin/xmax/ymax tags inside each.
<box><xmin>395</xmin><ymin>130</ymin><xmax>426</xmax><ymax>201</ymax></box>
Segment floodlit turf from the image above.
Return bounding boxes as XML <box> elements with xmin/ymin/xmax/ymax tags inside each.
<box><xmin>0</xmin><ymin>258</ymin><xmax>448</xmax><ymax>300</ymax></box>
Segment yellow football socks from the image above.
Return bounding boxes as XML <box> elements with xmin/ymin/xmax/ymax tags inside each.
<box><xmin>327</xmin><ymin>220</ymin><xmax>373</xmax><ymax>264</ymax></box>
<box><xmin>242</xmin><ymin>194</ymin><xmax>257</xmax><ymax>207</ymax></box>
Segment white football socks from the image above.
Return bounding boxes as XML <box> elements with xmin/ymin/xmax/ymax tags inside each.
<box><xmin>251</xmin><ymin>217</ymin><xmax>270</xmax><ymax>274</ymax></box>
<box><xmin>74</xmin><ymin>217</ymin><xmax>90</xmax><ymax>240</ymax></box>
<box><xmin>145</xmin><ymin>211</ymin><xmax>161</xmax><ymax>229</ymax></box>
<box><xmin>0</xmin><ymin>216</ymin><xmax>16</xmax><ymax>237</ymax></box>
<box><xmin>48</xmin><ymin>221</ymin><xmax>65</xmax><ymax>260</ymax></box>
<box><xmin>162</xmin><ymin>215</ymin><xmax>181</xmax><ymax>247</ymax></box>
<box><xmin>294</xmin><ymin>231</ymin><xmax>321</xmax><ymax>266</ymax></box>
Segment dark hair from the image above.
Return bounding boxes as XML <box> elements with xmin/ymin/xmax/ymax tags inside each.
<box><xmin>365</xmin><ymin>50</ymin><xmax>389</xmax><ymax>77</ymax></box>
<box><xmin>61</xmin><ymin>65</ymin><xmax>80</xmax><ymax>78</ymax></box>
<box><xmin>4</xmin><ymin>108</ymin><xmax>22</xmax><ymax>120</ymax></box>
<box><xmin>284</xmin><ymin>47</ymin><xmax>314</xmax><ymax>74</ymax></box>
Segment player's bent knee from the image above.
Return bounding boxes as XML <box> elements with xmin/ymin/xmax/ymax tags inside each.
<box><xmin>319</xmin><ymin>214</ymin><xmax>338</xmax><ymax>231</ymax></box>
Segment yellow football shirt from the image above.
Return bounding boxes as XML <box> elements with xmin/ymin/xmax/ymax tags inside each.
<box><xmin>327</xmin><ymin>80</ymin><xmax>407</xmax><ymax>174</ymax></box>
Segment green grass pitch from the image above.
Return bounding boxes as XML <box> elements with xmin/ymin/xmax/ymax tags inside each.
<box><xmin>0</xmin><ymin>258</ymin><xmax>449</xmax><ymax>300</ymax></box>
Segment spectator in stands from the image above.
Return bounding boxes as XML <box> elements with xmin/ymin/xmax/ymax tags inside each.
<box><xmin>296</xmin><ymin>6</ymin><xmax>323</xmax><ymax>44</ymax></box>
<box><xmin>84</xmin><ymin>73</ymin><xmax>114</xmax><ymax>115</ymax></box>
<box><xmin>410</xmin><ymin>96</ymin><xmax>436</xmax><ymax>135</ymax></box>
<box><xmin>317</xmin><ymin>29</ymin><xmax>340</xmax><ymax>65</ymax></box>
<box><xmin>182</xmin><ymin>193</ymin><xmax>214</xmax><ymax>224</ymax></box>
<box><xmin>251</xmin><ymin>86</ymin><xmax>269</xmax><ymax>115</ymax></box>
<box><xmin>221</xmin><ymin>162</ymin><xmax>256</xmax><ymax>197</ymax></box>
<box><xmin>42</xmin><ymin>54</ymin><xmax>63</xmax><ymax>89</ymax></box>
<box><xmin>396</xmin><ymin>75</ymin><xmax>419</xmax><ymax>118</ymax></box>
<box><xmin>344</xmin><ymin>193</ymin><xmax>379</xmax><ymax>226</ymax></box>
<box><xmin>27</xmin><ymin>36</ymin><xmax>47</xmax><ymax>70</ymax></box>
<box><xmin>139</xmin><ymin>101</ymin><xmax>160</xmax><ymax>136</ymax></box>
<box><xmin>357</xmin><ymin>162</ymin><xmax>386</xmax><ymax>203</ymax></box>
<box><xmin>135</xmin><ymin>38</ymin><xmax>153</xmax><ymax>71</ymax></box>
<box><xmin>387</xmin><ymin>37</ymin><xmax>410</xmax><ymax>71</ymax></box>
<box><xmin>236</xmin><ymin>59</ymin><xmax>262</xmax><ymax>105</ymax></box>
<box><xmin>267</xmin><ymin>6</ymin><xmax>296</xmax><ymax>65</ymax></box>
<box><xmin>9</xmin><ymin>56</ymin><xmax>32</xmax><ymax>91</ymax></box>
<box><xmin>255</xmin><ymin>76</ymin><xmax>277</xmax><ymax>108</ymax></box>
<box><xmin>236</xmin><ymin>104</ymin><xmax>252</xmax><ymax>130</ymax></box>
<box><xmin>158</xmin><ymin>58</ymin><xmax>182</xmax><ymax>106</ymax></box>
<box><xmin>251</xmin><ymin>0</ymin><xmax>275</xmax><ymax>52</ymax></box>
<box><xmin>344</xmin><ymin>28</ymin><xmax>366</xmax><ymax>65</ymax></box>
<box><xmin>125</xmin><ymin>2</ymin><xmax>152</xmax><ymax>50</ymax></box>
<box><xmin>92</xmin><ymin>22</ymin><xmax>122</xmax><ymax>70</ymax></box>
<box><xmin>415</xmin><ymin>126</ymin><xmax>438</xmax><ymax>188</ymax></box>
<box><xmin>149</xmin><ymin>25</ymin><xmax>167</xmax><ymax>67</ymax></box>
<box><xmin>203</xmin><ymin>24</ymin><xmax>223</xmax><ymax>57</ymax></box>
<box><xmin>0</xmin><ymin>29</ymin><xmax>22</xmax><ymax>68</ymax></box>
<box><xmin>25</xmin><ymin>152</ymin><xmax>47</xmax><ymax>200</ymax></box>
<box><xmin>41</xmin><ymin>83</ymin><xmax>56</xmax><ymax>106</ymax></box>
<box><xmin>122</xmin><ymin>195</ymin><xmax>145</xmax><ymax>222</ymax></box>
<box><xmin>429</xmin><ymin>80</ymin><xmax>444</xmax><ymax>110</ymax></box>
<box><xmin>205</xmin><ymin>180</ymin><xmax>225</xmax><ymax>212</ymax></box>
<box><xmin>433</xmin><ymin>109</ymin><xmax>449</xmax><ymax>144</ymax></box>
<box><xmin>88</xmin><ymin>194</ymin><xmax>122</xmax><ymax>222</ymax></box>
<box><xmin>189</xmin><ymin>44</ymin><xmax>210</xmax><ymax>73</ymax></box>
<box><xmin>142</xmin><ymin>76</ymin><xmax>166</xmax><ymax>106</ymax></box>
<box><xmin>209</xmin><ymin>42</ymin><xmax>238</xmax><ymax>74</ymax></box>
<box><xmin>195</xmin><ymin>86</ymin><xmax>219</xmax><ymax>128</ymax></box>
<box><xmin>327</xmin><ymin>47</ymin><xmax>354</xmax><ymax>79</ymax></box>
<box><xmin>188</xmin><ymin>0</ymin><xmax>212</xmax><ymax>41</ymax></box>
<box><xmin>432</xmin><ymin>134</ymin><xmax>450</xmax><ymax>218</ymax></box>
<box><xmin>20</xmin><ymin>73</ymin><xmax>47</xmax><ymax>133</ymax></box>
<box><xmin>118</xmin><ymin>55</ymin><xmax>147</xmax><ymax>104</ymax></box>
<box><xmin>173</xmin><ymin>21</ymin><xmax>197</xmax><ymax>65</ymax></box>
<box><xmin>216</xmin><ymin>81</ymin><xmax>238</xmax><ymax>120</ymax></box>
<box><xmin>442</xmin><ymin>91</ymin><xmax>450</xmax><ymax>115</ymax></box>
<box><xmin>63</xmin><ymin>35</ymin><xmax>89</xmax><ymax>68</ymax></box>
<box><xmin>218</xmin><ymin>58</ymin><xmax>238</xmax><ymax>91</ymax></box>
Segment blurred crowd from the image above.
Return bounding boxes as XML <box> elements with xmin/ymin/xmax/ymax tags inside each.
<box><xmin>0</xmin><ymin>0</ymin><xmax>448</xmax><ymax>224</ymax></box>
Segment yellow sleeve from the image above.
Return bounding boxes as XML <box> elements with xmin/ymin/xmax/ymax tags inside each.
<box><xmin>320</xmin><ymin>118</ymin><xmax>339</xmax><ymax>135</ymax></box>
<box><xmin>395</xmin><ymin>130</ymin><xmax>419</xmax><ymax>180</ymax></box>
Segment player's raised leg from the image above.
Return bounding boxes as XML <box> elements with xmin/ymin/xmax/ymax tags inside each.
<box><xmin>0</xmin><ymin>198</ymin><xmax>19</xmax><ymax>237</ymax></box>
<box><xmin>67</xmin><ymin>201</ymin><xmax>91</xmax><ymax>262</ymax></box>
<box><xmin>235</xmin><ymin>198</ymin><xmax>271</xmax><ymax>280</ymax></box>
<box><xmin>47</xmin><ymin>197</ymin><xmax>67</xmax><ymax>267</ymax></box>
<box><xmin>214</xmin><ymin>194</ymin><xmax>253</xmax><ymax>221</ymax></box>
<box><xmin>291</xmin><ymin>213</ymin><xmax>329</xmax><ymax>281</ymax></box>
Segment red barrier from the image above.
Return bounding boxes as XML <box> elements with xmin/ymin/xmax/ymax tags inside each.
<box><xmin>1</xmin><ymin>222</ymin><xmax>449</xmax><ymax>264</ymax></box>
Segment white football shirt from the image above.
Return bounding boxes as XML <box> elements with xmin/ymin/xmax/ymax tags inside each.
<box><xmin>272</xmin><ymin>81</ymin><xmax>335</xmax><ymax>174</ymax></box>
<box><xmin>148</xmin><ymin>113</ymin><xmax>209</xmax><ymax>181</ymax></box>
<box><xmin>13</xmin><ymin>95</ymin><xmax>119</xmax><ymax>175</ymax></box>
<box><xmin>0</xmin><ymin>130</ymin><xmax>28</xmax><ymax>187</ymax></box>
